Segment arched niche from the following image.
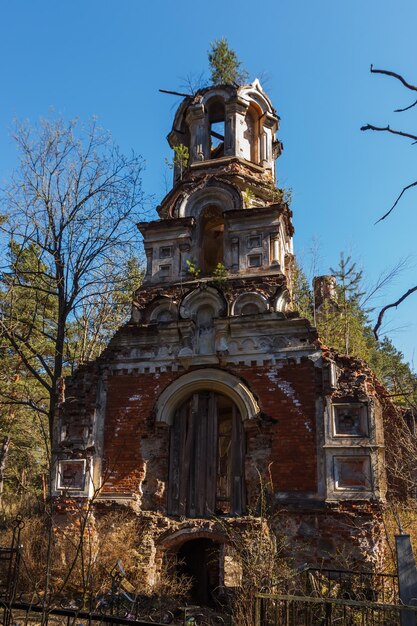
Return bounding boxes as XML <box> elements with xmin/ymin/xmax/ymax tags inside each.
<box><xmin>146</xmin><ymin>298</ymin><xmax>178</xmax><ymax>323</ymax></box>
<box><xmin>199</xmin><ymin>205</ymin><xmax>224</xmax><ymax>274</ymax></box>
<box><xmin>231</xmin><ymin>292</ymin><xmax>269</xmax><ymax>316</ymax></box>
<box><xmin>196</xmin><ymin>304</ymin><xmax>215</xmax><ymax>355</ymax></box>
<box><xmin>180</xmin><ymin>286</ymin><xmax>227</xmax><ymax>320</ymax></box>
<box><xmin>178</xmin><ymin>180</ymin><xmax>242</xmax><ymax>219</ymax></box>
<box><xmin>241</xmin><ymin>103</ymin><xmax>261</xmax><ymax>164</ymax></box>
<box><xmin>155</xmin><ymin>368</ymin><xmax>260</xmax><ymax>426</ymax></box>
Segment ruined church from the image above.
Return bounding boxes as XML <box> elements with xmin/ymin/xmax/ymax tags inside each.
<box><xmin>54</xmin><ymin>80</ymin><xmax>398</xmax><ymax>598</ymax></box>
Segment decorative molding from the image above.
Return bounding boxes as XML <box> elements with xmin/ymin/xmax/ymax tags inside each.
<box><xmin>155</xmin><ymin>368</ymin><xmax>260</xmax><ymax>425</ymax></box>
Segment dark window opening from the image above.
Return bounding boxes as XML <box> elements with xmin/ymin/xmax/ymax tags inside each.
<box><xmin>168</xmin><ymin>392</ymin><xmax>246</xmax><ymax>518</ymax></box>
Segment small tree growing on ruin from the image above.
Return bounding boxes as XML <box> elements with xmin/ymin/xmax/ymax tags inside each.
<box><xmin>208</xmin><ymin>38</ymin><xmax>249</xmax><ymax>86</ymax></box>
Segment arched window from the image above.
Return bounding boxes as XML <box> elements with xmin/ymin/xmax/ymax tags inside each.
<box><xmin>167</xmin><ymin>391</ymin><xmax>245</xmax><ymax>518</ymax></box>
<box><xmin>200</xmin><ymin>206</ymin><xmax>224</xmax><ymax>274</ymax></box>
<box><xmin>208</xmin><ymin>98</ymin><xmax>225</xmax><ymax>159</ymax></box>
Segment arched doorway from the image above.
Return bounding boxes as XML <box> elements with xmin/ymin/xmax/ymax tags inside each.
<box><xmin>167</xmin><ymin>391</ymin><xmax>246</xmax><ymax>518</ymax></box>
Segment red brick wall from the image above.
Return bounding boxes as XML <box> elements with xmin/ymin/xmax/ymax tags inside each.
<box><xmin>103</xmin><ymin>371</ymin><xmax>177</xmax><ymax>493</ymax></box>
<box><xmin>102</xmin><ymin>359</ymin><xmax>320</xmax><ymax>499</ymax></box>
<box><xmin>229</xmin><ymin>359</ymin><xmax>319</xmax><ymax>493</ymax></box>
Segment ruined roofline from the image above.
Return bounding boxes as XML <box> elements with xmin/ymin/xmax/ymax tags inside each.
<box><xmin>320</xmin><ymin>344</ymin><xmax>401</xmax><ymax>407</ymax></box>
<box><xmin>157</xmin><ymin>161</ymin><xmax>285</xmax><ymax>219</ymax></box>
<box><xmin>169</xmin><ymin>78</ymin><xmax>277</xmax><ymax>140</ymax></box>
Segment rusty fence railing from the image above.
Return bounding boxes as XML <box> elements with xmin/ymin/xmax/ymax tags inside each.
<box><xmin>254</xmin><ymin>593</ymin><xmax>417</xmax><ymax>626</ymax></box>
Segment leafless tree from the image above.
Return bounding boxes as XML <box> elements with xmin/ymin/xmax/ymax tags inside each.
<box><xmin>0</xmin><ymin>117</ymin><xmax>145</xmax><ymax>442</ymax></box>
<box><xmin>361</xmin><ymin>65</ymin><xmax>417</xmax><ymax>338</ymax></box>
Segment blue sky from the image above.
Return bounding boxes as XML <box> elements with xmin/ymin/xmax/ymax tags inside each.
<box><xmin>1</xmin><ymin>0</ymin><xmax>416</xmax><ymax>366</ymax></box>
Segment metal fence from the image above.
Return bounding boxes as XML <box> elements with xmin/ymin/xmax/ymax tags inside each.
<box><xmin>254</xmin><ymin>593</ymin><xmax>417</xmax><ymax>626</ymax></box>
<box><xmin>302</xmin><ymin>567</ymin><xmax>399</xmax><ymax>605</ymax></box>
<box><xmin>0</xmin><ymin>519</ymin><xmax>230</xmax><ymax>626</ymax></box>
<box><xmin>2</xmin><ymin>518</ymin><xmax>413</xmax><ymax>626</ymax></box>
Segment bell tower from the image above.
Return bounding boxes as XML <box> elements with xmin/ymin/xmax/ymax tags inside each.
<box><xmin>137</xmin><ymin>79</ymin><xmax>294</xmax><ymax>310</ymax></box>
<box><xmin>168</xmin><ymin>79</ymin><xmax>280</xmax><ymax>175</ymax></box>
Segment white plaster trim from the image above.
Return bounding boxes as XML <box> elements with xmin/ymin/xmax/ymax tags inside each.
<box><xmin>180</xmin><ymin>286</ymin><xmax>226</xmax><ymax>319</ymax></box>
<box><xmin>274</xmin><ymin>289</ymin><xmax>290</xmax><ymax>312</ymax></box>
<box><xmin>231</xmin><ymin>292</ymin><xmax>269</xmax><ymax>316</ymax></box>
<box><xmin>178</xmin><ymin>185</ymin><xmax>241</xmax><ymax>219</ymax></box>
<box><xmin>239</xmin><ymin>80</ymin><xmax>275</xmax><ymax>115</ymax></box>
<box><xmin>155</xmin><ymin>368</ymin><xmax>260</xmax><ymax>425</ymax></box>
<box><xmin>149</xmin><ymin>302</ymin><xmax>178</xmax><ymax>323</ymax></box>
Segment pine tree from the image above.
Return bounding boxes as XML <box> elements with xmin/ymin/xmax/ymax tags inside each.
<box><xmin>208</xmin><ymin>38</ymin><xmax>249</xmax><ymax>86</ymax></box>
<box><xmin>291</xmin><ymin>260</ymin><xmax>314</xmax><ymax>320</ymax></box>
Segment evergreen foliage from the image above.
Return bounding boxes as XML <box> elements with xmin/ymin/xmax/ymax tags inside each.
<box><xmin>292</xmin><ymin>253</ymin><xmax>417</xmax><ymax>406</ymax></box>
<box><xmin>208</xmin><ymin>38</ymin><xmax>248</xmax><ymax>86</ymax></box>
<box><xmin>291</xmin><ymin>259</ymin><xmax>313</xmax><ymax>320</ymax></box>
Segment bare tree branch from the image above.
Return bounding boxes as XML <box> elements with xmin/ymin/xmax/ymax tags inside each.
<box><xmin>375</xmin><ymin>179</ymin><xmax>417</xmax><ymax>223</ymax></box>
<box><xmin>395</xmin><ymin>98</ymin><xmax>417</xmax><ymax>113</ymax></box>
<box><xmin>370</xmin><ymin>65</ymin><xmax>417</xmax><ymax>92</ymax></box>
<box><xmin>374</xmin><ymin>285</ymin><xmax>417</xmax><ymax>338</ymax></box>
<box><xmin>0</xmin><ymin>396</ymin><xmax>49</xmax><ymax>417</ymax></box>
<box><xmin>360</xmin><ymin>124</ymin><xmax>417</xmax><ymax>143</ymax></box>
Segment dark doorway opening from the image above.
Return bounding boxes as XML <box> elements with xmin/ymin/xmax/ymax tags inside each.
<box><xmin>176</xmin><ymin>539</ymin><xmax>220</xmax><ymax>606</ymax></box>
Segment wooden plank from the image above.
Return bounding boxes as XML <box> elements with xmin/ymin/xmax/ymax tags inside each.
<box><xmin>188</xmin><ymin>393</ymin><xmax>199</xmax><ymax>517</ymax></box>
<box><xmin>231</xmin><ymin>406</ymin><xmax>246</xmax><ymax>515</ymax></box>
<box><xmin>178</xmin><ymin>400</ymin><xmax>191</xmax><ymax>516</ymax></box>
<box><xmin>181</xmin><ymin>394</ymin><xmax>197</xmax><ymax>517</ymax></box>
<box><xmin>194</xmin><ymin>392</ymin><xmax>208</xmax><ymax>517</ymax></box>
<box><xmin>167</xmin><ymin>409</ymin><xmax>181</xmax><ymax>515</ymax></box>
<box><xmin>206</xmin><ymin>391</ymin><xmax>217</xmax><ymax>515</ymax></box>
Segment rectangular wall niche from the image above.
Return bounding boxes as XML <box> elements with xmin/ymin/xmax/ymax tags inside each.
<box><xmin>159</xmin><ymin>246</ymin><xmax>172</xmax><ymax>259</ymax></box>
<box><xmin>248</xmin><ymin>254</ymin><xmax>262</xmax><ymax>268</ymax></box>
<box><xmin>247</xmin><ymin>234</ymin><xmax>262</xmax><ymax>249</ymax></box>
<box><xmin>333</xmin><ymin>403</ymin><xmax>368</xmax><ymax>437</ymax></box>
<box><xmin>334</xmin><ymin>456</ymin><xmax>372</xmax><ymax>491</ymax></box>
<box><xmin>57</xmin><ymin>459</ymin><xmax>86</xmax><ymax>491</ymax></box>
<box><xmin>159</xmin><ymin>264</ymin><xmax>172</xmax><ymax>277</ymax></box>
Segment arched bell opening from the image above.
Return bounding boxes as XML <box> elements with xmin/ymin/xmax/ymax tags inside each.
<box><xmin>208</xmin><ymin>98</ymin><xmax>225</xmax><ymax>159</ymax></box>
<box><xmin>200</xmin><ymin>206</ymin><xmax>224</xmax><ymax>274</ymax></box>
<box><xmin>167</xmin><ymin>391</ymin><xmax>246</xmax><ymax>518</ymax></box>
